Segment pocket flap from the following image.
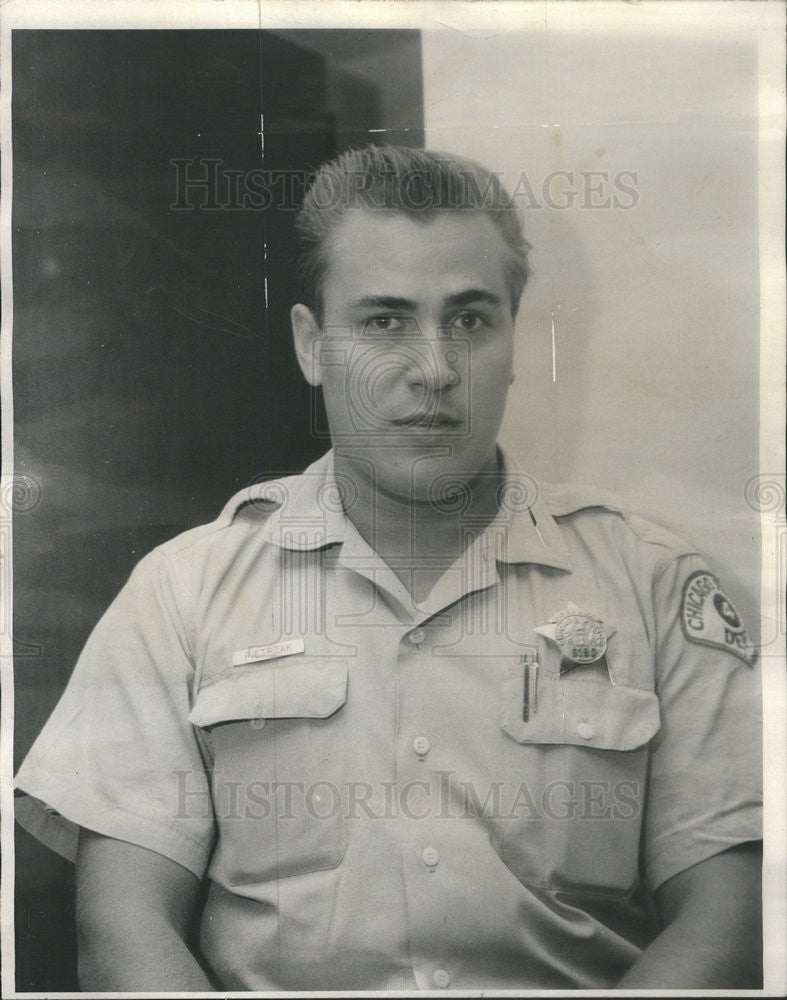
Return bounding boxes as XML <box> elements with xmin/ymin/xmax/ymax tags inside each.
<box><xmin>189</xmin><ymin>659</ymin><xmax>348</xmax><ymax>728</ymax></box>
<box><xmin>502</xmin><ymin>665</ymin><xmax>660</xmax><ymax>750</ymax></box>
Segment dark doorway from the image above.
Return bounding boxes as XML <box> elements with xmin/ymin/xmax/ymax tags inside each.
<box><xmin>12</xmin><ymin>28</ymin><xmax>423</xmax><ymax>991</ymax></box>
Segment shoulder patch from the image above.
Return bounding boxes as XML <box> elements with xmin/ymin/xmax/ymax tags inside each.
<box><xmin>680</xmin><ymin>570</ymin><xmax>757</xmax><ymax>666</ymax></box>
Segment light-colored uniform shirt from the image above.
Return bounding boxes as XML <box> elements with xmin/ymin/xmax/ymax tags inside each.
<box><xmin>16</xmin><ymin>449</ymin><xmax>762</xmax><ymax>991</ymax></box>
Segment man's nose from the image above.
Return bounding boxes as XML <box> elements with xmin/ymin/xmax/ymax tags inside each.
<box><xmin>404</xmin><ymin>337</ymin><xmax>460</xmax><ymax>392</ymax></box>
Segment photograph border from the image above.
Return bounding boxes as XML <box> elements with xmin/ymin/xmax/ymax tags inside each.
<box><xmin>1</xmin><ymin>2</ymin><xmax>784</xmax><ymax>996</ymax></box>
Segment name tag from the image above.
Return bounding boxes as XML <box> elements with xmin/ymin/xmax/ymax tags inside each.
<box><xmin>232</xmin><ymin>638</ymin><xmax>305</xmax><ymax>667</ymax></box>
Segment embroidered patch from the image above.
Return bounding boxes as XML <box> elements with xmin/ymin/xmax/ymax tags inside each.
<box><xmin>680</xmin><ymin>571</ymin><xmax>757</xmax><ymax>666</ymax></box>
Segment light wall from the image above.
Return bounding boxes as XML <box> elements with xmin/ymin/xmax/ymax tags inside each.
<box><xmin>422</xmin><ymin>25</ymin><xmax>762</xmax><ymax>636</ymax></box>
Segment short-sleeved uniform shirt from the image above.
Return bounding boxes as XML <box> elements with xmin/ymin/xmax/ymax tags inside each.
<box><xmin>16</xmin><ymin>449</ymin><xmax>762</xmax><ymax>991</ymax></box>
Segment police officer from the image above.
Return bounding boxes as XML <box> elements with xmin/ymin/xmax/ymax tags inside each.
<box><xmin>16</xmin><ymin>146</ymin><xmax>762</xmax><ymax>990</ymax></box>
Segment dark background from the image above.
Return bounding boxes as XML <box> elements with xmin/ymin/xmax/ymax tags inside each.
<box><xmin>12</xmin><ymin>29</ymin><xmax>424</xmax><ymax>990</ymax></box>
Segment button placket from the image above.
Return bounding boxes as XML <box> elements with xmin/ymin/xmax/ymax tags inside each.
<box><xmin>396</xmin><ymin>618</ymin><xmax>453</xmax><ymax>990</ymax></box>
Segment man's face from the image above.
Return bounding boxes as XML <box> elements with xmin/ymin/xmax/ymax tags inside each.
<box><xmin>293</xmin><ymin>208</ymin><xmax>517</xmax><ymax>503</ymax></box>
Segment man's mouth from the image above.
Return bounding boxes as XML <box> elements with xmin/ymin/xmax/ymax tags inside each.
<box><xmin>389</xmin><ymin>412</ymin><xmax>463</xmax><ymax>429</ymax></box>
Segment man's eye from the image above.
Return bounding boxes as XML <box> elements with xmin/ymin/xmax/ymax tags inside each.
<box><xmin>364</xmin><ymin>316</ymin><xmax>415</xmax><ymax>335</ymax></box>
<box><xmin>450</xmin><ymin>311</ymin><xmax>485</xmax><ymax>333</ymax></box>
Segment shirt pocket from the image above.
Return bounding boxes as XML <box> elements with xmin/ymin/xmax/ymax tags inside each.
<box><xmin>496</xmin><ymin>664</ymin><xmax>661</xmax><ymax>896</ymax></box>
<box><xmin>189</xmin><ymin>658</ymin><xmax>349</xmax><ymax>887</ymax></box>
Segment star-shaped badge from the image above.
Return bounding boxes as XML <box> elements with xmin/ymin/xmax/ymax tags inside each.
<box><xmin>535</xmin><ymin>603</ymin><xmax>616</xmax><ymax>676</ymax></box>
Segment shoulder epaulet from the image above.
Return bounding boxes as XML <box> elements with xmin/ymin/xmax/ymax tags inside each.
<box><xmin>540</xmin><ymin>481</ymin><xmax>698</xmax><ymax>558</ymax></box>
<box><xmin>144</xmin><ymin>476</ymin><xmax>302</xmax><ymax>560</ymax></box>
<box><xmin>539</xmin><ymin>481</ymin><xmax>630</xmax><ymax>519</ymax></box>
<box><xmin>219</xmin><ymin>477</ymin><xmax>301</xmax><ymax>526</ymax></box>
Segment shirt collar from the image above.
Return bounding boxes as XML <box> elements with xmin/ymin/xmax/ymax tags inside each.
<box><xmin>251</xmin><ymin>448</ymin><xmax>573</xmax><ymax>573</ymax></box>
<box><xmin>488</xmin><ymin>450</ymin><xmax>574</xmax><ymax>572</ymax></box>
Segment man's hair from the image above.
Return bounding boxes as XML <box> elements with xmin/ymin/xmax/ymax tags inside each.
<box><xmin>294</xmin><ymin>145</ymin><xmax>531</xmax><ymax>323</ymax></box>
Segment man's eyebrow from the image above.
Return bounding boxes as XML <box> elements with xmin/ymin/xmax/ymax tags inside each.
<box><xmin>349</xmin><ymin>290</ymin><xmax>504</xmax><ymax>312</ymax></box>
<box><xmin>445</xmin><ymin>289</ymin><xmax>503</xmax><ymax>309</ymax></box>
<box><xmin>349</xmin><ymin>295</ymin><xmax>418</xmax><ymax>312</ymax></box>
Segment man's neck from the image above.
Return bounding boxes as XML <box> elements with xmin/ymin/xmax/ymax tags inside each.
<box><xmin>333</xmin><ymin>449</ymin><xmax>505</xmax><ymax>600</ymax></box>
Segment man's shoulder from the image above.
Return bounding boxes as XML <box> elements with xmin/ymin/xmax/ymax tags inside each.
<box><xmin>540</xmin><ymin>480</ymin><xmax>699</xmax><ymax>562</ymax></box>
<box><xmin>151</xmin><ymin>471</ymin><xmax>311</xmax><ymax>563</ymax></box>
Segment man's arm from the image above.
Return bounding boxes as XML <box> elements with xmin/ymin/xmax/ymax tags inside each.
<box><xmin>617</xmin><ymin>841</ymin><xmax>762</xmax><ymax>988</ymax></box>
<box><xmin>76</xmin><ymin>829</ymin><xmax>213</xmax><ymax>990</ymax></box>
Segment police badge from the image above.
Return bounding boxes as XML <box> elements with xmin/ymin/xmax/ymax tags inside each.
<box><xmin>535</xmin><ymin>603</ymin><xmax>616</xmax><ymax>677</ymax></box>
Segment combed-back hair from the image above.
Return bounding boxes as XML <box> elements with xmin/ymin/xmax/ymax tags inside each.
<box><xmin>294</xmin><ymin>145</ymin><xmax>531</xmax><ymax>323</ymax></box>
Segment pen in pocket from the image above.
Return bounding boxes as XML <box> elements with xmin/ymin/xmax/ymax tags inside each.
<box><xmin>521</xmin><ymin>651</ymin><xmax>539</xmax><ymax>722</ymax></box>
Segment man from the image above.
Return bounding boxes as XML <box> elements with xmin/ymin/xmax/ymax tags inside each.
<box><xmin>15</xmin><ymin>146</ymin><xmax>762</xmax><ymax>990</ymax></box>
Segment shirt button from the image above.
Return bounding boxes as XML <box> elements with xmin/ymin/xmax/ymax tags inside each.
<box><xmin>433</xmin><ymin>968</ymin><xmax>451</xmax><ymax>988</ymax></box>
<box><xmin>412</xmin><ymin>736</ymin><xmax>431</xmax><ymax>756</ymax></box>
<box><xmin>409</xmin><ymin>627</ymin><xmax>426</xmax><ymax>645</ymax></box>
<box><xmin>577</xmin><ymin>722</ymin><xmax>594</xmax><ymax>740</ymax></box>
<box><xmin>422</xmin><ymin>846</ymin><xmax>440</xmax><ymax>867</ymax></box>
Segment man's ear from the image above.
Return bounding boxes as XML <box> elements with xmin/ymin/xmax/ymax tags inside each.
<box><xmin>291</xmin><ymin>304</ymin><xmax>322</xmax><ymax>387</ymax></box>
